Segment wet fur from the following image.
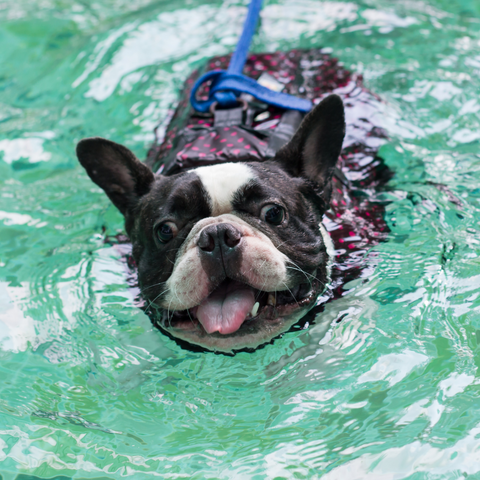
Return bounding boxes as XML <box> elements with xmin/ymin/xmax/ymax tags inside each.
<box><xmin>76</xmin><ymin>95</ymin><xmax>346</xmax><ymax>351</ymax></box>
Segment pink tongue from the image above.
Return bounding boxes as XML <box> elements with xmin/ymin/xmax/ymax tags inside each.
<box><xmin>196</xmin><ymin>284</ymin><xmax>256</xmax><ymax>335</ymax></box>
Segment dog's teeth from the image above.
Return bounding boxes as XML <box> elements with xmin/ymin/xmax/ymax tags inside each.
<box><xmin>267</xmin><ymin>293</ymin><xmax>276</xmax><ymax>306</ymax></box>
<box><xmin>251</xmin><ymin>302</ymin><xmax>259</xmax><ymax>317</ymax></box>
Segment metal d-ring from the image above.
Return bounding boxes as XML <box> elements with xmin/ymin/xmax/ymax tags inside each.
<box><xmin>209</xmin><ymin>98</ymin><xmax>249</xmax><ymax>115</ymax></box>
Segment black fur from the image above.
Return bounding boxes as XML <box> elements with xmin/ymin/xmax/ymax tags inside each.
<box><xmin>76</xmin><ymin>95</ymin><xmax>346</xmax><ymax>350</ymax></box>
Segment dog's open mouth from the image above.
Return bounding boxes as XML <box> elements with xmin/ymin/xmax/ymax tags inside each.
<box><xmin>160</xmin><ymin>278</ymin><xmax>318</xmax><ymax>337</ymax></box>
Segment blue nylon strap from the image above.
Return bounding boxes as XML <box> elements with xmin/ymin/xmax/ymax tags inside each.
<box><xmin>193</xmin><ymin>71</ymin><xmax>312</xmax><ymax>112</ymax></box>
<box><xmin>189</xmin><ymin>0</ymin><xmax>312</xmax><ymax>113</ymax></box>
<box><xmin>227</xmin><ymin>0</ymin><xmax>264</xmax><ymax>75</ymax></box>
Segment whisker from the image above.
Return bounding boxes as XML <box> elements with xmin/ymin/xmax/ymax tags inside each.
<box><xmin>141</xmin><ymin>280</ymin><xmax>167</xmax><ymax>293</ymax></box>
<box><xmin>286</xmin><ymin>265</ymin><xmax>326</xmax><ymax>294</ymax></box>
<box><xmin>282</xmin><ymin>282</ymin><xmax>300</xmax><ymax>307</ymax></box>
<box><xmin>286</xmin><ymin>260</ymin><xmax>318</xmax><ymax>282</ymax></box>
<box><xmin>145</xmin><ymin>287</ymin><xmax>170</xmax><ymax>311</ymax></box>
<box><xmin>253</xmin><ymin>259</ymin><xmax>271</xmax><ymax>301</ymax></box>
<box><xmin>273</xmin><ymin>239</ymin><xmax>290</xmax><ymax>250</ymax></box>
<box><xmin>186</xmin><ymin>308</ymin><xmax>197</xmax><ymax>328</ymax></box>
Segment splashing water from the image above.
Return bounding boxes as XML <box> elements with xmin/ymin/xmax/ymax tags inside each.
<box><xmin>1</xmin><ymin>0</ymin><xmax>480</xmax><ymax>478</ymax></box>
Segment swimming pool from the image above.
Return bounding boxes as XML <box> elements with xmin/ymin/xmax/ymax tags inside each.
<box><xmin>1</xmin><ymin>0</ymin><xmax>480</xmax><ymax>478</ymax></box>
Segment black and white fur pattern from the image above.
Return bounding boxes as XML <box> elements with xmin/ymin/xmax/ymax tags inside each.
<box><xmin>76</xmin><ymin>94</ymin><xmax>345</xmax><ymax>352</ymax></box>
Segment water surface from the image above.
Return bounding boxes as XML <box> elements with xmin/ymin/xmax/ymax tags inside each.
<box><xmin>1</xmin><ymin>0</ymin><xmax>480</xmax><ymax>478</ymax></box>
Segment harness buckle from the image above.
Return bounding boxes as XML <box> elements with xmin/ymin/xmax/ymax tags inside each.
<box><xmin>211</xmin><ymin>98</ymin><xmax>249</xmax><ymax>127</ymax></box>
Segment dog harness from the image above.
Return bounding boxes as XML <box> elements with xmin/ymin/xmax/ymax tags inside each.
<box><xmin>147</xmin><ymin>48</ymin><xmax>351</xmax><ymax>176</ymax></box>
<box><xmin>146</xmin><ymin>0</ymin><xmax>350</xmax><ymax>176</ymax></box>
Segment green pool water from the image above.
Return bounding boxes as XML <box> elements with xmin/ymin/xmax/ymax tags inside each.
<box><xmin>1</xmin><ymin>0</ymin><xmax>480</xmax><ymax>478</ymax></box>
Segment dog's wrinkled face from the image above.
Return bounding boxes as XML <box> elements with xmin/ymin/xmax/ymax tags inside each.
<box><xmin>130</xmin><ymin>161</ymin><xmax>332</xmax><ymax>350</ymax></box>
<box><xmin>76</xmin><ymin>95</ymin><xmax>345</xmax><ymax>352</ymax></box>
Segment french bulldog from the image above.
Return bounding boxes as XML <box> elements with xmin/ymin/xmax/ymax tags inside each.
<box><xmin>76</xmin><ymin>94</ymin><xmax>345</xmax><ymax>352</ymax></box>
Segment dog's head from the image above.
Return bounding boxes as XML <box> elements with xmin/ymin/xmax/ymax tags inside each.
<box><xmin>76</xmin><ymin>95</ymin><xmax>345</xmax><ymax>352</ymax></box>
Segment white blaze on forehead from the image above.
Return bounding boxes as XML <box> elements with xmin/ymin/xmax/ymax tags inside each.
<box><xmin>194</xmin><ymin>163</ymin><xmax>255</xmax><ymax>216</ymax></box>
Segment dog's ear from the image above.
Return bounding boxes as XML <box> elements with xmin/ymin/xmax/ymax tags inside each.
<box><xmin>275</xmin><ymin>94</ymin><xmax>345</xmax><ymax>187</ymax></box>
<box><xmin>76</xmin><ymin>137</ymin><xmax>155</xmax><ymax>215</ymax></box>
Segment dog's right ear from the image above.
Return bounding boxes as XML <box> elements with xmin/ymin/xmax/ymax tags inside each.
<box><xmin>274</xmin><ymin>94</ymin><xmax>345</xmax><ymax>188</ymax></box>
<box><xmin>76</xmin><ymin>137</ymin><xmax>155</xmax><ymax>215</ymax></box>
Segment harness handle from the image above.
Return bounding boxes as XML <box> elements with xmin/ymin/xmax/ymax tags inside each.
<box><xmin>189</xmin><ymin>0</ymin><xmax>312</xmax><ymax>113</ymax></box>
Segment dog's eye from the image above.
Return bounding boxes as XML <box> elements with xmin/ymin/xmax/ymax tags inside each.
<box><xmin>260</xmin><ymin>204</ymin><xmax>286</xmax><ymax>225</ymax></box>
<box><xmin>155</xmin><ymin>222</ymin><xmax>178</xmax><ymax>244</ymax></box>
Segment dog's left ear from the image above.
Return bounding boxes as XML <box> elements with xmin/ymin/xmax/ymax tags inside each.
<box><xmin>76</xmin><ymin>137</ymin><xmax>155</xmax><ymax>216</ymax></box>
<box><xmin>275</xmin><ymin>94</ymin><xmax>345</xmax><ymax>187</ymax></box>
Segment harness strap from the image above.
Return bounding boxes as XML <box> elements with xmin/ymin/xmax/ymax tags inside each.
<box><xmin>189</xmin><ymin>0</ymin><xmax>312</xmax><ymax>113</ymax></box>
<box><xmin>264</xmin><ymin>109</ymin><xmax>304</xmax><ymax>157</ymax></box>
<box><xmin>213</xmin><ymin>103</ymin><xmax>245</xmax><ymax>127</ymax></box>
<box><xmin>227</xmin><ymin>0</ymin><xmax>263</xmax><ymax>76</ymax></box>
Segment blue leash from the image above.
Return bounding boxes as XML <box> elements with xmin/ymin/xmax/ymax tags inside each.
<box><xmin>189</xmin><ymin>0</ymin><xmax>312</xmax><ymax>113</ymax></box>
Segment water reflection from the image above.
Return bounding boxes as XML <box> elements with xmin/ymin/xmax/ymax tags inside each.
<box><xmin>0</xmin><ymin>0</ymin><xmax>480</xmax><ymax>477</ymax></box>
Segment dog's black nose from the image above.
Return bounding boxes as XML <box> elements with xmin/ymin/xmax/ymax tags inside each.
<box><xmin>197</xmin><ymin>223</ymin><xmax>242</xmax><ymax>254</ymax></box>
